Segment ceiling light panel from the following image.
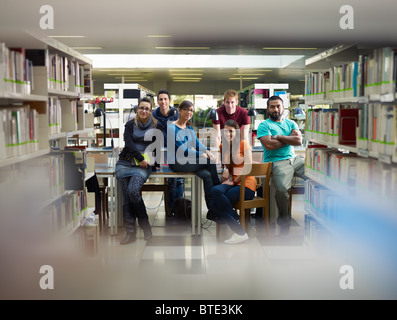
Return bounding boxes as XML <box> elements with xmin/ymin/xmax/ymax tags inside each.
<box><xmin>155</xmin><ymin>47</ymin><xmax>210</xmax><ymax>50</ymax></box>
<box><xmin>146</xmin><ymin>35</ymin><xmax>173</xmax><ymax>38</ymax></box>
<box><xmin>173</xmin><ymin>79</ymin><xmax>201</xmax><ymax>82</ymax></box>
<box><xmin>229</xmin><ymin>77</ymin><xmax>259</xmax><ymax>80</ymax></box>
<box><xmin>262</xmin><ymin>47</ymin><xmax>318</xmax><ymax>50</ymax></box>
<box><xmin>170</xmin><ymin>73</ymin><xmax>203</xmax><ymax>76</ymax></box>
<box><xmin>172</xmin><ymin>77</ymin><xmax>202</xmax><ymax>80</ymax></box>
<box><xmin>49</xmin><ymin>35</ymin><xmax>86</xmax><ymax>38</ymax></box>
<box><xmin>233</xmin><ymin>73</ymin><xmax>265</xmax><ymax>76</ymax></box>
<box><xmin>87</xmin><ymin>54</ymin><xmax>304</xmax><ymax>69</ymax></box>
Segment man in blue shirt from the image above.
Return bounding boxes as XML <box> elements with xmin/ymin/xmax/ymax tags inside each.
<box><xmin>257</xmin><ymin>95</ymin><xmax>305</xmax><ymax>235</ymax></box>
<box><xmin>152</xmin><ymin>89</ymin><xmax>184</xmax><ymax>216</ymax></box>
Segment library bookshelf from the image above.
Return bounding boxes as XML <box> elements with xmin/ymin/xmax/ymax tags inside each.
<box><xmin>303</xmin><ymin>44</ymin><xmax>397</xmax><ymax>268</ymax></box>
<box><xmin>0</xmin><ymin>33</ymin><xmax>96</xmax><ymax>250</ymax></box>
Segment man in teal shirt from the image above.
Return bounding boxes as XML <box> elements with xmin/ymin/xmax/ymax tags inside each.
<box><xmin>257</xmin><ymin>95</ymin><xmax>305</xmax><ymax>235</ymax></box>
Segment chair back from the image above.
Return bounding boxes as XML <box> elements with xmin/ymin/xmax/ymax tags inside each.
<box><xmin>239</xmin><ymin>162</ymin><xmax>272</xmax><ymax>202</ymax></box>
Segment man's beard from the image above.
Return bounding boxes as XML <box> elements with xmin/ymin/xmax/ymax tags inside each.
<box><xmin>269</xmin><ymin>112</ymin><xmax>281</xmax><ymax>121</ymax></box>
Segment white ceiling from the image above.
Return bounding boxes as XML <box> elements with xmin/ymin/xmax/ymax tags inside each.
<box><xmin>1</xmin><ymin>0</ymin><xmax>397</xmax><ymax>95</ymax></box>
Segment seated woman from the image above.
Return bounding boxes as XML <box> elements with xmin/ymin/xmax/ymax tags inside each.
<box><xmin>167</xmin><ymin>100</ymin><xmax>220</xmax><ymax>216</ymax></box>
<box><xmin>210</xmin><ymin>119</ymin><xmax>255</xmax><ymax>244</ymax></box>
<box><xmin>115</xmin><ymin>97</ymin><xmax>164</xmax><ymax>244</ymax></box>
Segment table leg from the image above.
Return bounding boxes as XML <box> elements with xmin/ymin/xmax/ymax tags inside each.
<box><xmin>196</xmin><ymin>177</ymin><xmax>202</xmax><ymax>235</ymax></box>
<box><xmin>191</xmin><ymin>175</ymin><xmax>196</xmax><ymax>235</ymax></box>
<box><xmin>109</xmin><ymin>175</ymin><xmax>114</xmax><ymax>235</ymax></box>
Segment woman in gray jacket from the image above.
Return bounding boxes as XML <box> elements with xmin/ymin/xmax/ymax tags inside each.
<box><xmin>115</xmin><ymin>97</ymin><xmax>164</xmax><ymax>244</ymax></box>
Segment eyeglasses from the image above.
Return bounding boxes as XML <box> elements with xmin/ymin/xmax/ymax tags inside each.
<box><xmin>138</xmin><ymin>107</ymin><xmax>151</xmax><ymax>112</ymax></box>
<box><xmin>180</xmin><ymin>108</ymin><xmax>194</xmax><ymax>113</ymax></box>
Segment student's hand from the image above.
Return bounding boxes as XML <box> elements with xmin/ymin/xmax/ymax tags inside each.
<box><xmin>139</xmin><ymin>160</ymin><xmax>149</xmax><ymax>168</ymax></box>
<box><xmin>205</xmin><ymin>150</ymin><xmax>217</xmax><ymax>161</ymax></box>
<box><xmin>223</xmin><ymin>180</ymin><xmax>234</xmax><ymax>186</ymax></box>
<box><xmin>221</xmin><ymin>168</ymin><xmax>229</xmax><ymax>182</ymax></box>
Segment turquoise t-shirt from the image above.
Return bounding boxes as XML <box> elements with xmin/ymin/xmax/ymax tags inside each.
<box><xmin>257</xmin><ymin>118</ymin><xmax>299</xmax><ymax>163</ymax></box>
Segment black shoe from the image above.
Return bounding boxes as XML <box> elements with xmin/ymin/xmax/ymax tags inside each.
<box><xmin>206</xmin><ymin>210</ymin><xmax>225</xmax><ymax>224</ymax></box>
<box><xmin>120</xmin><ymin>232</ymin><xmax>136</xmax><ymax>245</ymax></box>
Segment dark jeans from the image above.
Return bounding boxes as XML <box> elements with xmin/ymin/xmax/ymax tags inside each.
<box><xmin>169</xmin><ymin>160</ymin><xmax>220</xmax><ymax>210</ymax></box>
<box><xmin>211</xmin><ymin>184</ymin><xmax>255</xmax><ymax>235</ymax></box>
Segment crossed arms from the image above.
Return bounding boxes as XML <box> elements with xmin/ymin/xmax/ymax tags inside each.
<box><xmin>259</xmin><ymin>129</ymin><xmax>302</xmax><ymax>150</ymax></box>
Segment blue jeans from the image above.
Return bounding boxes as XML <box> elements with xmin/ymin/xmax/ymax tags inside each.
<box><xmin>169</xmin><ymin>160</ymin><xmax>220</xmax><ymax>210</ymax></box>
<box><xmin>167</xmin><ymin>178</ymin><xmax>185</xmax><ymax>214</ymax></box>
<box><xmin>211</xmin><ymin>184</ymin><xmax>255</xmax><ymax>235</ymax></box>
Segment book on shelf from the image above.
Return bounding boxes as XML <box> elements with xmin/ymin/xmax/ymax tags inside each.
<box><xmin>83</xmin><ymin>65</ymin><xmax>92</xmax><ymax>94</ymax></box>
<box><xmin>0</xmin><ymin>104</ymin><xmax>39</xmax><ymax>160</ymax></box>
<box><xmin>70</xmin><ymin>60</ymin><xmax>85</xmax><ymax>93</ymax></box>
<box><xmin>356</xmin><ymin>104</ymin><xmax>368</xmax><ymax>150</ymax></box>
<box><xmin>306</xmin><ymin>108</ymin><xmax>339</xmax><ymax>143</ymax></box>
<box><xmin>305</xmin><ymin>145</ymin><xmax>333</xmax><ymax>174</ymax></box>
<box><xmin>43</xmin><ymin>189</ymin><xmax>87</xmax><ymax>236</ymax></box>
<box><xmin>306</xmin><ymin>142</ymin><xmax>397</xmax><ymax>198</ymax></box>
<box><xmin>0</xmin><ymin>43</ymin><xmax>34</xmax><ymax>95</ymax></box>
<box><xmin>304</xmin><ymin>71</ymin><xmax>329</xmax><ymax>102</ymax></box>
<box><xmin>366</xmin><ymin>103</ymin><xmax>396</xmax><ymax>157</ymax></box>
<box><xmin>305</xmin><ymin>145</ymin><xmax>358</xmax><ymax>188</ymax></box>
<box><xmin>381</xmin><ymin>104</ymin><xmax>395</xmax><ymax>156</ymax></box>
<box><xmin>359</xmin><ymin>47</ymin><xmax>397</xmax><ymax>96</ymax></box>
<box><xmin>338</xmin><ymin>108</ymin><xmax>359</xmax><ymax>145</ymax></box>
<box><xmin>306</xmin><ymin>46</ymin><xmax>396</xmax><ymax>101</ymax></box>
<box><xmin>48</xmin><ymin>96</ymin><xmax>62</xmax><ymax>135</ymax></box>
<box><xmin>355</xmin><ymin>158</ymin><xmax>396</xmax><ymax>200</ymax></box>
<box><xmin>0</xmin><ymin>109</ymin><xmax>5</xmax><ymax>158</ymax></box>
<box><xmin>305</xmin><ymin>106</ymin><xmax>358</xmax><ymax>147</ymax></box>
<box><xmin>26</xmin><ymin>153</ymin><xmax>65</xmax><ymax>204</ymax></box>
<box><xmin>304</xmin><ymin>179</ymin><xmax>338</xmax><ymax>222</ymax></box>
<box><xmin>329</xmin><ymin>61</ymin><xmax>359</xmax><ymax>99</ymax></box>
<box><xmin>61</xmin><ymin>99</ymin><xmax>78</xmax><ymax>131</ymax></box>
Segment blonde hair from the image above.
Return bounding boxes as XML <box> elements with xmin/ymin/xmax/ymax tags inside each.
<box><xmin>224</xmin><ymin>89</ymin><xmax>239</xmax><ymax>102</ymax></box>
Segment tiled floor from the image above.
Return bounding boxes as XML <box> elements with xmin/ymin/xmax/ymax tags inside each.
<box><xmin>12</xmin><ymin>192</ymin><xmax>396</xmax><ymax>300</ymax></box>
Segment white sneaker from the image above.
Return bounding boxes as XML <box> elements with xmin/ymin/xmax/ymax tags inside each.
<box><xmin>224</xmin><ymin>233</ymin><xmax>249</xmax><ymax>244</ymax></box>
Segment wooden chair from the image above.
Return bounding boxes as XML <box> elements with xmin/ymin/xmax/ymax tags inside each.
<box><xmin>216</xmin><ymin>162</ymin><xmax>272</xmax><ymax>237</ymax></box>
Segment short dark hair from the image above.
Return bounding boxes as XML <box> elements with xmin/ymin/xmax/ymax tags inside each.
<box><xmin>267</xmin><ymin>95</ymin><xmax>283</xmax><ymax>107</ymax></box>
<box><xmin>224</xmin><ymin>119</ymin><xmax>240</xmax><ymax>129</ymax></box>
<box><xmin>157</xmin><ymin>89</ymin><xmax>170</xmax><ymax>100</ymax></box>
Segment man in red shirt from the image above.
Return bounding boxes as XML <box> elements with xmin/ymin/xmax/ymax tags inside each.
<box><xmin>212</xmin><ymin>89</ymin><xmax>251</xmax><ymax>148</ymax></box>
